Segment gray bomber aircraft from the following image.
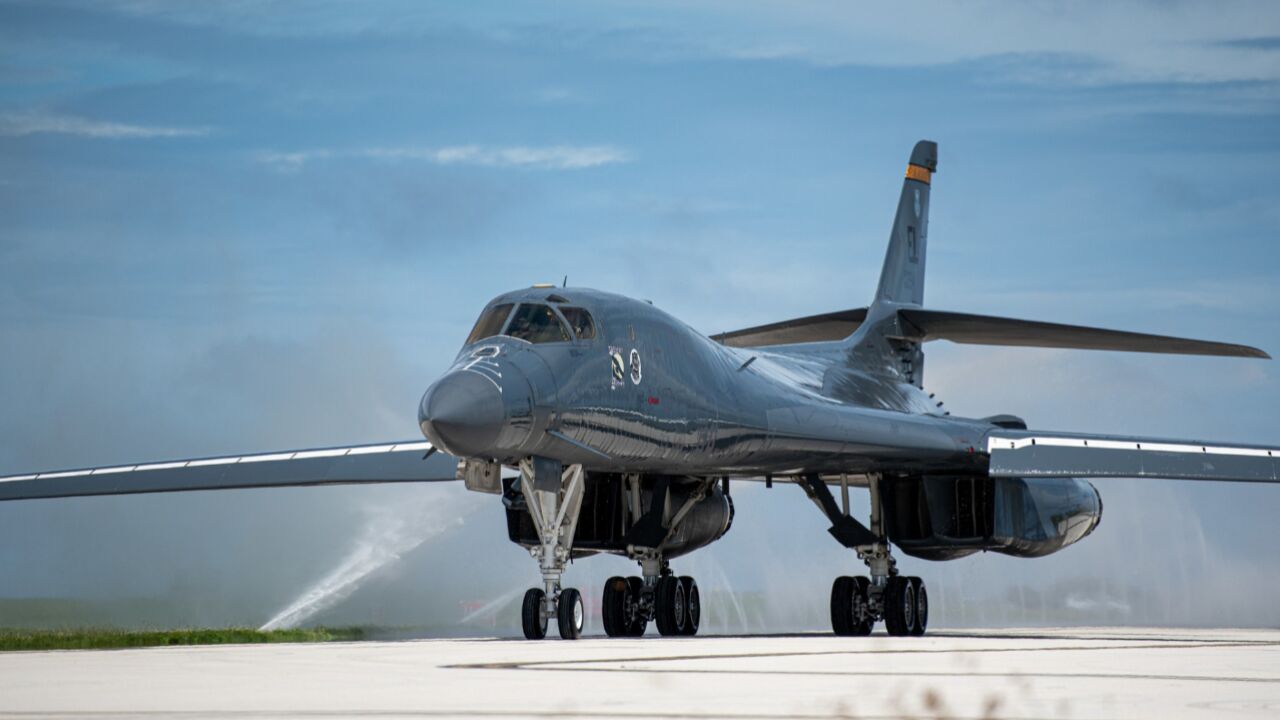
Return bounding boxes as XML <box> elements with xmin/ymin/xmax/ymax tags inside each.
<box><xmin>4</xmin><ymin>140</ymin><xmax>1278</xmax><ymax>640</ymax></box>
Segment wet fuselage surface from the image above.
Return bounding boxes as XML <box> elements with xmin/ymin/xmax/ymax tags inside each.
<box><xmin>420</xmin><ymin>286</ymin><xmax>988</xmax><ymax>477</ymax></box>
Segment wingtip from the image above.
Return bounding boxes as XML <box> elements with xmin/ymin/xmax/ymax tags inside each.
<box><xmin>1231</xmin><ymin>343</ymin><xmax>1272</xmax><ymax>359</ymax></box>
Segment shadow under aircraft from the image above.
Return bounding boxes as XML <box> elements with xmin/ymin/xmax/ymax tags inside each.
<box><xmin>4</xmin><ymin>141</ymin><xmax>1276</xmax><ymax>640</ymax></box>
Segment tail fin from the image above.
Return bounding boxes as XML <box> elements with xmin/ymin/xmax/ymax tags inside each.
<box><xmin>873</xmin><ymin>140</ymin><xmax>936</xmax><ymax>306</ymax></box>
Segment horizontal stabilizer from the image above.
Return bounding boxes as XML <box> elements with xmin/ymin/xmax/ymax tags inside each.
<box><xmin>895</xmin><ymin>309</ymin><xmax>1269</xmax><ymax>359</ymax></box>
<box><xmin>988</xmin><ymin>431</ymin><xmax>1280</xmax><ymax>483</ymax></box>
<box><xmin>0</xmin><ymin>441</ymin><xmax>458</xmax><ymax>501</ymax></box>
<box><xmin>712</xmin><ymin>308</ymin><xmax>867</xmax><ymax>348</ymax></box>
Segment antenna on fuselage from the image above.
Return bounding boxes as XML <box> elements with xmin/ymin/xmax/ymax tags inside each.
<box><xmin>562</xmin><ymin>275</ymin><xmax>568</xmax><ymax>288</ymax></box>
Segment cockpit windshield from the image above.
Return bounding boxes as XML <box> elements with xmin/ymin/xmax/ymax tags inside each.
<box><xmin>559</xmin><ymin>307</ymin><xmax>596</xmax><ymax>340</ymax></box>
<box><xmin>505</xmin><ymin>303</ymin><xmax>571</xmax><ymax>344</ymax></box>
<box><xmin>465</xmin><ymin>303</ymin><xmax>513</xmax><ymax>345</ymax></box>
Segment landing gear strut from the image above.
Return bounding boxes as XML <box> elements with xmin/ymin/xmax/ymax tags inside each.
<box><xmin>517</xmin><ymin>457</ymin><xmax>587</xmax><ymax>640</ymax></box>
<box><xmin>803</xmin><ymin>473</ymin><xmax>929</xmax><ymax>637</ymax></box>
<box><xmin>600</xmin><ymin>474</ymin><xmax>704</xmax><ymax>638</ymax></box>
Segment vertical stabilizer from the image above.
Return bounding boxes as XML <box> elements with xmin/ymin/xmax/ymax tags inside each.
<box><xmin>873</xmin><ymin>140</ymin><xmax>936</xmax><ymax>307</ymax></box>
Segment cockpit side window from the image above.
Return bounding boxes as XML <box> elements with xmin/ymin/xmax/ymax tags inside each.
<box><xmin>466</xmin><ymin>303</ymin><xmax>514</xmax><ymax>345</ymax></box>
<box><xmin>559</xmin><ymin>307</ymin><xmax>596</xmax><ymax>340</ymax></box>
<box><xmin>505</xmin><ymin>303</ymin><xmax>570</xmax><ymax>344</ymax></box>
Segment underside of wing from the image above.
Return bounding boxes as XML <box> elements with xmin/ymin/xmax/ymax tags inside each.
<box><xmin>987</xmin><ymin>430</ymin><xmax>1280</xmax><ymax>483</ymax></box>
<box><xmin>0</xmin><ymin>441</ymin><xmax>458</xmax><ymax>501</ymax></box>
<box><xmin>897</xmin><ymin>309</ymin><xmax>1269</xmax><ymax>358</ymax></box>
<box><xmin>711</xmin><ymin>308</ymin><xmax>868</xmax><ymax>348</ymax></box>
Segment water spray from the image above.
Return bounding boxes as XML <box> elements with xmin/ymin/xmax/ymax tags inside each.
<box><xmin>260</xmin><ymin>489</ymin><xmax>471</xmax><ymax>631</ymax></box>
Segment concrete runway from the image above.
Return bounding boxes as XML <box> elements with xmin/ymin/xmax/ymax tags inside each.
<box><xmin>0</xmin><ymin>628</ymin><xmax>1277</xmax><ymax>719</ymax></box>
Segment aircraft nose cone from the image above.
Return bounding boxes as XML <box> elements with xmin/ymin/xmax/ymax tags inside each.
<box><xmin>419</xmin><ymin>372</ymin><xmax>504</xmax><ymax>457</ymax></box>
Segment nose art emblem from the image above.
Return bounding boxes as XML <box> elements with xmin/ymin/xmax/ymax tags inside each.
<box><xmin>609</xmin><ymin>346</ymin><xmax>625</xmax><ymax>389</ymax></box>
<box><xmin>462</xmin><ymin>345</ymin><xmax>503</xmax><ymax>393</ymax></box>
<box><xmin>629</xmin><ymin>348</ymin><xmax>642</xmax><ymax>385</ymax></box>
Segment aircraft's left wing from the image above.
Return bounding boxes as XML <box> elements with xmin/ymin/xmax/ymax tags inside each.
<box><xmin>987</xmin><ymin>430</ymin><xmax>1279</xmax><ymax>483</ymax></box>
<box><xmin>0</xmin><ymin>440</ymin><xmax>457</xmax><ymax>501</ymax></box>
<box><xmin>711</xmin><ymin>308</ymin><xmax>868</xmax><ymax>348</ymax></box>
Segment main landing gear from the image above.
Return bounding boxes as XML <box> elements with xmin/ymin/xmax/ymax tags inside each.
<box><xmin>599</xmin><ymin>474</ymin><xmax>709</xmax><ymax>638</ymax></box>
<box><xmin>601</xmin><ymin>564</ymin><xmax>701</xmax><ymax>637</ymax></box>
<box><xmin>830</xmin><ymin>573</ymin><xmax>927</xmax><ymax>636</ymax></box>
<box><xmin>801</xmin><ymin>473</ymin><xmax>929</xmax><ymax>637</ymax></box>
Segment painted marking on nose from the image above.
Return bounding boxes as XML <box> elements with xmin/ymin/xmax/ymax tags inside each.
<box><xmin>461</xmin><ymin>354</ymin><xmax>503</xmax><ymax>393</ymax></box>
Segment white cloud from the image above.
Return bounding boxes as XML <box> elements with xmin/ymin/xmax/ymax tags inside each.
<box><xmin>257</xmin><ymin>144</ymin><xmax>630</xmax><ymax>172</ymax></box>
<box><xmin>255</xmin><ymin>149</ymin><xmax>334</xmax><ymax>171</ymax></box>
<box><xmin>0</xmin><ymin>112</ymin><xmax>210</xmax><ymax>139</ymax></box>
<box><xmin>103</xmin><ymin>1</ymin><xmax>1280</xmax><ymax>85</ymax></box>
<box><xmin>646</xmin><ymin>1</ymin><xmax>1280</xmax><ymax>85</ymax></box>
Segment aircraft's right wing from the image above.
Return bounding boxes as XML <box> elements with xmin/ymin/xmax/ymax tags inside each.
<box><xmin>897</xmin><ymin>309</ymin><xmax>1269</xmax><ymax>358</ymax></box>
<box><xmin>986</xmin><ymin>430</ymin><xmax>1279</xmax><ymax>483</ymax></box>
<box><xmin>0</xmin><ymin>440</ymin><xmax>458</xmax><ymax>502</ymax></box>
<box><xmin>710</xmin><ymin>306</ymin><xmax>1270</xmax><ymax>358</ymax></box>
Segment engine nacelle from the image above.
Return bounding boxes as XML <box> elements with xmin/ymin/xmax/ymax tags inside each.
<box><xmin>503</xmin><ymin>473</ymin><xmax>733</xmax><ymax>559</ymax></box>
<box><xmin>883</xmin><ymin>475</ymin><xmax>1102</xmax><ymax>560</ymax></box>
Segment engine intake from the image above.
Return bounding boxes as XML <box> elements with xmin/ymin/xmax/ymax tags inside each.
<box><xmin>503</xmin><ymin>473</ymin><xmax>733</xmax><ymax>559</ymax></box>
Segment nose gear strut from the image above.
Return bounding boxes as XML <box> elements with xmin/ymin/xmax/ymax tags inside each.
<box><xmin>517</xmin><ymin>457</ymin><xmax>586</xmax><ymax>640</ymax></box>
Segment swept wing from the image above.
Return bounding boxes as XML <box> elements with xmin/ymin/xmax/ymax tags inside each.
<box><xmin>711</xmin><ymin>308</ymin><xmax>868</xmax><ymax>347</ymax></box>
<box><xmin>713</xmin><ymin>307</ymin><xmax>1267</xmax><ymax>358</ymax></box>
<box><xmin>0</xmin><ymin>440</ymin><xmax>457</xmax><ymax>501</ymax></box>
<box><xmin>895</xmin><ymin>309</ymin><xmax>1269</xmax><ymax>358</ymax></box>
<box><xmin>987</xmin><ymin>430</ymin><xmax>1279</xmax><ymax>483</ymax></box>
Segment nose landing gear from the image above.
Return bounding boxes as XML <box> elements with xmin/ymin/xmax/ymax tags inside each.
<box><xmin>516</xmin><ymin>458</ymin><xmax>588</xmax><ymax>640</ymax></box>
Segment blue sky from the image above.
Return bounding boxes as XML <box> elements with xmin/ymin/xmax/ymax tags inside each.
<box><xmin>1</xmin><ymin>1</ymin><xmax>1278</xmax><ymax>629</ymax></box>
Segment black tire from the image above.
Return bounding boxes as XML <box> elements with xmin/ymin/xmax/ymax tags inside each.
<box><xmin>558</xmin><ymin>587</ymin><xmax>584</xmax><ymax>640</ymax></box>
<box><xmin>850</xmin><ymin>576</ymin><xmax>874</xmax><ymax>636</ymax></box>
<box><xmin>521</xmin><ymin>588</ymin><xmax>547</xmax><ymax>640</ymax></box>
<box><xmin>883</xmin><ymin>576</ymin><xmax>916</xmax><ymax>637</ymax></box>
<box><xmin>679</xmin><ymin>576</ymin><xmax>700</xmax><ymax>636</ymax></box>
<box><xmin>655</xmin><ymin>575</ymin><xmax>686</xmax><ymax>636</ymax></box>
<box><xmin>830</xmin><ymin>576</ymin><xmax>856</xmax><ymax>636</ymax></box>
<box><xmin>625</xmin><ymin>576</ymin><xmax>647</xmax><ymax>636</ymax></box>
<box><xmin>602</xmin><ymin>576</ymin><xmax>628</xmax><ymax>637</ymax></box>
<box><xmin>908</xmin><ymin>577</ymin><xmax>928</xmax><ymax>636</ymax></box>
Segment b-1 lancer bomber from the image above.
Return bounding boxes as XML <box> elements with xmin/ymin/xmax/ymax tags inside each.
<box><xmin>3</xmin><ymin>140</ymin><xmax>1276</xmax><ymax>640</ymax></box>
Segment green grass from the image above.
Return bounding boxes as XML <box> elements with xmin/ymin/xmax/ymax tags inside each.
<box><xmin>0</xmin><ymin>626</ymin><xmax>367</xmax><ymax>652</ymax></box>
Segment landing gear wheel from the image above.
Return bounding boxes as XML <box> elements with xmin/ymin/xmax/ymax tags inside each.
<box><xmin>850</xmin><ymin>576</ymin><xmax>874</xmax><ymax>636</ymax></box>
<box><xmin>655</xmin><ymin>575</ymin><xmax>687</xmax><ymax>636</ymax></box>
<box><xmin>883</xmin><ymin>576</ymin><xmax>916</xmax><ymax>637</ymax></box>
<box><xmin>678</xmin><ymin>576</ymin><xmax>700</xmax><ymax>636</ymax></box>
<box><xmin>521</xmin><ymin>588</ymin><xmax>547</xmax><ymax>640</ymax></box>
<box><xmin>602</xmin><ymin>576</ymin><xmax>629</xmax><ymax>637</ymax></box>
<box><xmin>831</xmin><ymin>576</ymin><xmax>874</xmax><ymax>636</ymax></box>
<box><xmin>908</xmin><ymin>577</ymin><xmax>928</xmax><ymax>636</ymax></box>
<box><xmin>830</xmin><ymin>576</ymin><xmax>856</xmax><ymax>636</ymax></box>
<box><xmin>558</xmin><ymin>587</ymin><xmax>584</xmax><ymax>640</ymax></box>
<box><xmin>625</xmin><ymin>576</ymin><xmax>647</xmax><ymax>636</ymax></box>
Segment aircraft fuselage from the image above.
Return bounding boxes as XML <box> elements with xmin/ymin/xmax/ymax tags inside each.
<box><xmin>419</xmin><ymin>286</ymin><xmax>989</xmax><ymax>477</ymax></box>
